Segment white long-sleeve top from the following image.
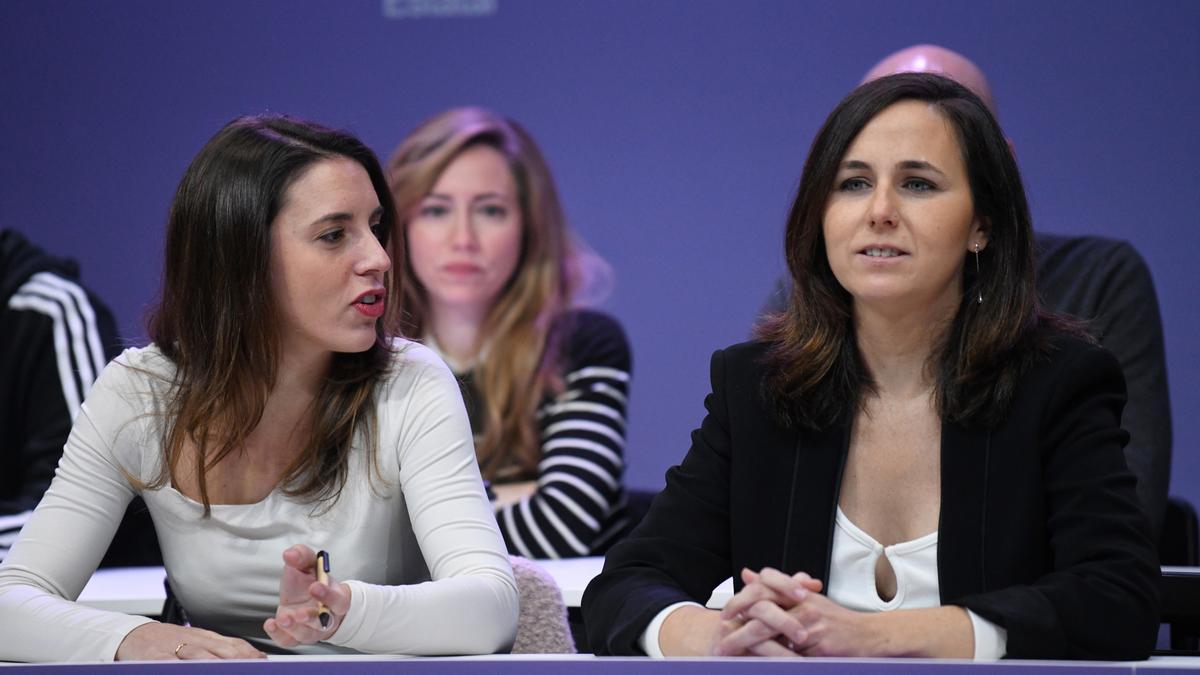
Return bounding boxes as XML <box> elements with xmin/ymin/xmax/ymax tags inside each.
<box><xmin>0</xmin><ymin>340</ymin><xmax>519</xmax><ymax>663</ymax></box>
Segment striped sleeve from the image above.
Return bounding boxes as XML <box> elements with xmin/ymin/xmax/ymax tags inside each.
<box><xmin>497</xmin><ymin>311</ymin><xmax>632</xmax><ymax>559</ymax></box>
<box><xmin>1</xmin><ymin>272</ymin><xmax>114</xmax><ymax>562</ymax></box>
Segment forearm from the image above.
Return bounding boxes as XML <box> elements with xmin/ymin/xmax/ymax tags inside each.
<box><xmin>0</xmin><ymin>571</ymin><xmax>153</xmax><ymax>662</ymax></box>
<box><xmin>330</xmin><ymin>573</ymin><xmax>518</xmax><ymax>654</ymax></box>
<box><xmin>864</xmin><ymin>605</ymin><xmax>973</xmax><ymax>658</ymax></box>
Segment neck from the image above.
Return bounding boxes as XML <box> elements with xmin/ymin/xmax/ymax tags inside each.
<box><xmin>427</xmin><ymin>304</ymin><xmax>489</xmax><ymax>371</ymax></box>
<box><xmin>853</xmin><ymin>296</ymin><xmax>956</xmax><ymax>399</ymax></box>
<box><xmin>237</xmin><ymin>345</ymin><xmax>328</xmax><ymax>461</ymax></box>
<box><xmin>273</xmin><ymin>344</ymin><xmax>331</xmax><ymax>402</ymax></box>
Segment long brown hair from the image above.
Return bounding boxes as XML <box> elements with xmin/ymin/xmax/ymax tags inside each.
<box><xmin>758</xmin><ymin>73</ymin><xmax>1079</xmax><ymax>430</ymax></box>
<box><xmin>144</xmin><ymin>115</ymin><xmax>401</xmax><ymax>514</ymax></box>
<box><xmin>388</xmin><ymin>108</ymin><xmax>580</xmax><ymax>479</ymax></box>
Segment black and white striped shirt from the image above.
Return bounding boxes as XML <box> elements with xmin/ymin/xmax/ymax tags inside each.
<box><xmin>455</xmin><ymin>310</ymin><xmax>632</xmax><ymax>559</ymax></box>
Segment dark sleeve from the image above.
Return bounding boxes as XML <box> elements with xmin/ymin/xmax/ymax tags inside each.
<box><xmin>0</xmin><ymin>281</ymin><xmax>117</xmax><ymax>515</ymax></box>
<box><xmin>1086</xmin><ymin>243</ymin><xmax>1171</xmax><ymax>539</ymax></box>
<box><xmin>0</xmin><ymin>277</ymin><xmax>120</xmax><ymax>560</ymax></box>
<box><xmin>957</xmin><ymin>344</ymin><xmax>1160</xmax><ymax>660</ymax></box>
<box><xmin>581</xmin><ymin>347</ymin><xmax>735</xmax><ymax>655</ymax></box>
<box><xmin>495</xmin><ymin>311</ymin><xmax>632</xmax><ymax>558</ymax></box>
<box><xmin>0</xmin><ymin>311</ymin><xmax>73</xmax><ymax>517</ymax></box>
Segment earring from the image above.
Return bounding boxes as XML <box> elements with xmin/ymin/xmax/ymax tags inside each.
<box><xmin>974</xmin><ymin>242</ymin><xmax>983</xmax><ymax>304</ymax></box>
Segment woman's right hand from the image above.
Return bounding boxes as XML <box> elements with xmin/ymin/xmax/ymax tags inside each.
<box><xmin>115</xmin><ymin>622</ymin><xmax>266</xmax><ymax>660</ymax></box>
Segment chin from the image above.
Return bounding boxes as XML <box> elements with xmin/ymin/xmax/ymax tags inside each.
<box><xmin>332</xmin><ymin>333</ymin><xmax>379</xmax><ymax>354</ymax></box>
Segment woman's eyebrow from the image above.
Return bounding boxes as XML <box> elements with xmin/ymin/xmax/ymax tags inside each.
<box><xmin>305</xmin><ymin>212</ymin><xmax>354</xmax><ymax>229</ymax></box>
<box><xmin>897</xmin><ymin>159</ymin><xmax>945</xmax><ymax>175</ymax></box>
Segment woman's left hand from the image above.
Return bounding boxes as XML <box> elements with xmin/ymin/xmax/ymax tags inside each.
<box><xmin>263</xmin><ymin>544</ymin><xmax>352</xmax><ymax>648</ymax></box>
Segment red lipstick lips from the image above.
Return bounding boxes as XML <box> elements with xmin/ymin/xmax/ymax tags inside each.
<box><xmin>353</xmin><ymin>288</ymin><xmax>386</xmax><ymax>318</ymax></box>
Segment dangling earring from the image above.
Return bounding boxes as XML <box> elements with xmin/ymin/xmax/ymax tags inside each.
<box><xmin>974</xmin><ymin>242</ymin><xmax>983</xmax><ymax>304</ymax></box>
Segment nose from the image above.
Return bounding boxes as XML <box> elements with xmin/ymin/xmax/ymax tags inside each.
<box><xmin>357</xmin><ymin>228</ymin><xmax>392</xmax><ymax>276</ymax></box>
<box><xmin>868</xmin><ymin>186</ymin><xmax>898</xmax><ymax>228</ymax></box>
<box><xmin>449</xmin><ymin>211</ymin><xmax>480</xmax><ymax>251</ymax></box>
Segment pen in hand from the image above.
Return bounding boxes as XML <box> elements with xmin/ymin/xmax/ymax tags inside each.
<box><xmin>315</xmin><ymin>550</ymin><xmax>332</xmax><ymax>629</ymax></box>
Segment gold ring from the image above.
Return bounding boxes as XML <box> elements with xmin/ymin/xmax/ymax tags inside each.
<box><xmin>174</xmin><ymin>642</ymin><xmax>187</xmax><ymax>659</ymax></box>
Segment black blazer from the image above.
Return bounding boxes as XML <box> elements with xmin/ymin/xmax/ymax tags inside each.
<box><xmin>582</xmin><ymin>334</ymin><xmax>1159</xmax><ymax>660</ymax></box>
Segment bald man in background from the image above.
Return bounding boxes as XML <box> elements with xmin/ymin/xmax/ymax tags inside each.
<box><xmin>762</xmin><ymin>44</ymin><xmax>1172</xmax><ymax>541</ymax></box>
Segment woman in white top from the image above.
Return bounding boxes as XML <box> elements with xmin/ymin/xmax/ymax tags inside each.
<box><xmin>581</xmin><ymin>74</ymin><xmax>1158</xmax><ymax>660</ymax></box>
<box><xmin>0</xmin><ymin>115</ymin><xmax>518</xmax><ymax>662</ymax></box>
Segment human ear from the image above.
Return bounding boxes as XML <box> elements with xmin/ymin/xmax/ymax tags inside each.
<box><xmin>968</xmin><ymin>218</ymin><xmax>989</xmax><ymax>253</ymax></box>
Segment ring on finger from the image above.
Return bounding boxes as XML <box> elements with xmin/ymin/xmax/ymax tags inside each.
<box><xmin>174</xmin><ymin>642</ymin><xmax>188</xmax><ymax>659</ymax></box>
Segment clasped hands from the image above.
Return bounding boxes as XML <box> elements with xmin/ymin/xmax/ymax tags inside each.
<box><xmin>713</xmin><ymin>567</ymin><xmax>875</xmax><ymax>657</ymax></box>
<box><xmin>116</xmin><ymin>544</ymin><xmax>348</xmax><ymax>660</ymax></box>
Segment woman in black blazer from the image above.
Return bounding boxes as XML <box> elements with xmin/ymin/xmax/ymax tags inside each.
<box><xmin>582</xmin><ymin>74</ymin><xmax>1158</xmax><ymax>660</ymax></box>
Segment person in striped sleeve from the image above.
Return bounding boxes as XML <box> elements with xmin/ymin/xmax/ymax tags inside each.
<box><xmin>388</xmin><ymin>108</ymin><xmax>633</xmax><ymax>559</ymax></box>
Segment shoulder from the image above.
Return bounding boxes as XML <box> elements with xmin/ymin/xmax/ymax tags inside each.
<box><xmin>558</xmin><ymin>309</ymin><xmax>632</xmax><ymax>373</ymax></box>
<box><xmin>711</xmin><ymin>340</ymin><xmax>772</xmax><ymax>380</ymax></box>
<box><xmin>76</xmin><ymin>345</ymin><xmax>173</xmax><ymax>476</ymax></box>
<box><xmin>104</xmin><ymin>344</ymin><xmax>176</xmax><ymax>390</ymax></box>
<box><xmin>1032</xmin><ymin>329</ymin><xmax>1119</xmax><ymax>378</ymax></box>
<box><xmin>1035</xmin><ymin>233</ymin><xmax>1153</xmax><ymax>286</ymax></box>
<box><xmin>708</xmin><ymin>340</ymin><xmax>774</xmax><ymax>399</ymax></box>
<box><xmin>1014</xmin><ymin>328</ymin><xmax>1124</xmax><ymax>412</ymax></box>
<box><xmin>384</xmin><ymin>337</ymin><xmax>448</xmax><ymax>372</ymax></box>
<box><xmin>377</xmin><ymin>338</ymin><xmax>459</xmax><ymax>401</ymax></box>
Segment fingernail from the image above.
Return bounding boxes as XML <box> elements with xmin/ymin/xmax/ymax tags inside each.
<box><xmin>793</xmin><ymin>588</ymin><xmax>807</xmax><ymax>600</ymax></box>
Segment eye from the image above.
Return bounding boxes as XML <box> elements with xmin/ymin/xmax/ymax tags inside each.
<box><xmin>318</xmin><ymin>228</ymin><xmax>345</xmax><ymax>244</ymax></box>
<box><xmin>902</xmin><ymin>178</ymin><xmax>937</xmax><ymax>192</ymax></box>
<box><xmin>478</xmin><ymin>204</ymin><xmax>508</xmax><ymax>219</ymax></box>
<box><xmin>837</xmin><ymin>177</ymin><xmax>870</xmax><ymax>192</ymax></box>
<box><xmin>418</xmin><ymin>204</ymin><xmax>449</xmax><ymax>219</ymax></box>
<box><xmin>370</xmin><ymin>222</ymin><xmax>388</xmax><ymax>244</ymax></box>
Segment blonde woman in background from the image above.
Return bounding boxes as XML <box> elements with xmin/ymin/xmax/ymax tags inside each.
<box><xmin>388</xmin><ymin>108</ymin><xmax>632</xmax><ymax>559</ymax></box>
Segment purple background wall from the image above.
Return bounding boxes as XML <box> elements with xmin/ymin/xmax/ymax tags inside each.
<box><xmin>2</xmin><ymin>1</ymin><xmax>1197</xmax><ymax>509</ymax></box>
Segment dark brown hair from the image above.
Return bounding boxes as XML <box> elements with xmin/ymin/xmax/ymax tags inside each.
<box><xmin>758</xmin><ymin>73</ymin><xmax>1077</xmax><ymax>430</ymax></box>
<box><xmin>388</xmin><ymin>107</ymin><xmax>589</xmax><ymax>480</ymax></box>
<box><xmin>144</xmin><ymin>114</ymin><xmax>400</xmax><ymax>513</ymax></box>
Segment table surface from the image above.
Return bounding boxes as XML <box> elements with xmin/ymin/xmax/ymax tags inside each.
<box><xmin>3</xmin><ymin>654</ymin><xmax>1200</xmax><ymax>673</ymax></box>
<box><xmin>36</xmin><ymin>563</ymin><xmax>1200</xmax><ymax>672</ymax></box>
<box><xmin>75</xmin><ymin>557</ymin><xmax>738</xmax><ymax>615</ymax></box>
<box><xmin>79</xmin><ymin>560</ymin><xmax>1196</xmax><ymax>616</ymax></box>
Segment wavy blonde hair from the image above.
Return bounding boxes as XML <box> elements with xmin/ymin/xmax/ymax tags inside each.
<box><xmin>388</xmin><ymin>107</ymin><xmax>590</xmax><ymax>479</ymax></box>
